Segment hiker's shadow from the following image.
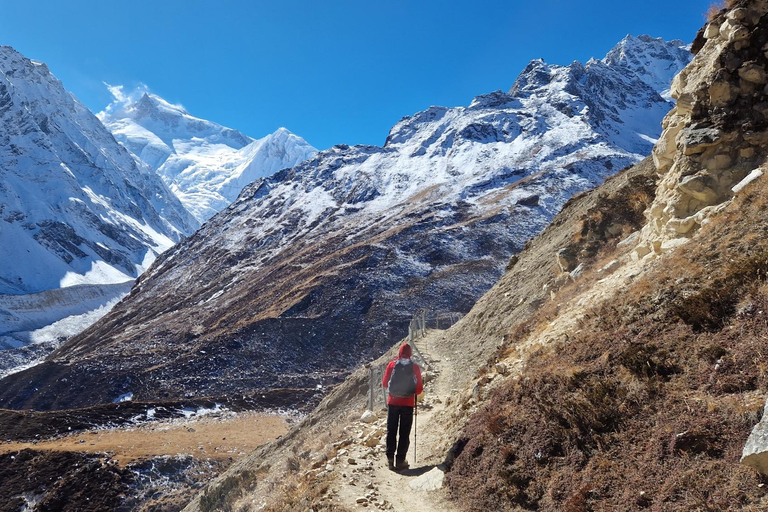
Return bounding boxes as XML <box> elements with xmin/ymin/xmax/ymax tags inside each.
<box><xmin>398</xmin><ymin>464</ymin><xmax>439</xmax><ymax>477</ymax></box>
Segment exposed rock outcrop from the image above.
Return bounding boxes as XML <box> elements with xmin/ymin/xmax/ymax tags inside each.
<box><xmin>636</xmin><ymin>0</ymin><xmax>768</xmax><ymax>257</ymax></box>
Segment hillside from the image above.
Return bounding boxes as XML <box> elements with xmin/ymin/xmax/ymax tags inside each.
<box><xmin>183</xmin><ymin>1</ymin><xmax>768</xmax><ymax>510</ymax></box>
<box><xmin>0</xmin><ymin>35</ymin><xmax>690</xmax><ymax>412</ymax></box>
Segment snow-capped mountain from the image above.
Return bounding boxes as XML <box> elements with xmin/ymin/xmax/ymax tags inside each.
<box><xmin>603</xmin><ymin>34</ymin><xmax>692</xmax><ymax>101</ymax></box>
<box><xmin>98</xmin><ymin>89</ymin><xmax>317</xmax><ymax>222</ymax></box>
<box><xmin>0</xmin><ymin>36</ymin><xmax>692</xmax><ymax>410</ymax></box>
<box><xmin>0</xmin><ymin>46</ymin><xmax>198</xmax><ymax>295</ymax></box>
<box><xmin>0</xmin><ymin>46</ymin><xmax>199</xmax><ymax>370</ymax></box>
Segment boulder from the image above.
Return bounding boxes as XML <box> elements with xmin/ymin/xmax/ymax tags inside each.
<box><xmin>739</xmin><ymin>62</ymin><xmax>768</xmax><ymax>84</ymax></box>
<box><xmin>409</xmin><ymin>467</ymin><xmax>445</xmax><ymax>491</ymax></box>
<box><xmin>556</xmin><ymin>247</ymin><xmax>578</xmax><ymax>273</ymax></box>
<box><xmin>680</xmin><ymin>127</ymin><xmax>722</xmax><ymax>156</ymax></box>
<box><xmin>704</xmin><ymin>22</ymin><xmax>720</xmax><ymax>39</ymax></box>
<box><xmin>742</xmin><ymin>400</ymin><xmax>768</xmax><ymax>475</ymax></box>
<box><xmin>709</xmin><ymin>80</ymin><xmax>737</xmax><ymax>107</ymax></box>
<box><xmin>678</xmin><ymin>173</ymin><xmax>720</xmax><ymax>203</ymax></box>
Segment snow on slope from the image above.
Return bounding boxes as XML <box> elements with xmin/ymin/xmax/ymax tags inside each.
<box><xmin>232</xmin><ymin>35</ymin><xmax>692</xmax><ymax>255</ymax></box>
<box><xmin>98</xmin><ymin>87</ymin><xmax>318</xmax><ymax>222</ymax></box>
<box><xmin>603</xmin><ymin>34</ymin><xmax>692</xmax><ymax>101</ymax></box>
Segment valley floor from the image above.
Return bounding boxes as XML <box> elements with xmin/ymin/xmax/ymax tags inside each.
<box><xmin>0</xmin><ymin>409</ymin><xmax>292</xmax><ymax>511</ymax></box>
<box><xmin>0</xmin><ymin>411</ymin><xmax>289</xmax><ymax>467</ymax></box>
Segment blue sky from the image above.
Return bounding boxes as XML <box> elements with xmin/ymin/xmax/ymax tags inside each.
<box><xmin>2</xmin><ymin>0</ymin><xmax>712</xmax><ymax>150</ymax></box>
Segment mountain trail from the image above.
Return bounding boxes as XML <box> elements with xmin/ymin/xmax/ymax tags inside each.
<box><xmin>324</xmin><ymin>330</ymin><xmax>462</xmax><ymax>511</ymax></box>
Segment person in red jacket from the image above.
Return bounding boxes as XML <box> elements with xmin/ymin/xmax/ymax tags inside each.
<box><xmin>382</xmin><ymin>343</ymin><xmax>423</xmax><ymax>470</ymax></box>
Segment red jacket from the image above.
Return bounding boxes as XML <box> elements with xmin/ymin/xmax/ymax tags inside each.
<box><xmin>382</xmin><ymin>343</ymin><xmax>423</xmax><ymax>407</ymax></box>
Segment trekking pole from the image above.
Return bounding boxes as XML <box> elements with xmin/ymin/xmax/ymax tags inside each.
<box><xmin>413</xmin><ymin>393</ymin><xmax>417</xmax><ymax>465</ymax></box>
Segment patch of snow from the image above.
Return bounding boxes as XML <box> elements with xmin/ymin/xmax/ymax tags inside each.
<box><xmin>732</xmin><ymin>168</ymin><xmax>764</xmax><ymax>194</ymax></box>
<box><xmin>114</xmin><ymin>392</ymin><xmax>134</xmax><ymax>403</ymax></box>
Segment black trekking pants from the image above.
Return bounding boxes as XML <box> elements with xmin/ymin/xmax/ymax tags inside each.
<box><xmin>386</xmin><ymin>404</ymin><xmax>414</xmax><ymax>462</ymax></box>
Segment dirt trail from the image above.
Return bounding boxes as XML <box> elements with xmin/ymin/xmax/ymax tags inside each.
<box><xmin>325</xmin><ymin>330</ymin><xmax>465</xmax><ymax>511</ymax></box>
<box><xmin>0</xmin><ymin>412</ymin><xmax>288</xmax><ymax>467</ymax></box>
<box><xmin>324</xmin><ymin>259</ymin><xmax>647</xmax><ymax>511</ymax></box>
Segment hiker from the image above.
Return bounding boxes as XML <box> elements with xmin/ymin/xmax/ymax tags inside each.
<box><xmin>382</xmin><ymin>342</ymin><xmax>423</xmax><ymax>471</ymax></box>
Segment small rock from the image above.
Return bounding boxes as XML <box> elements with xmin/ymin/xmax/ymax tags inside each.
<box><xmin>361</xmin><ymin>410</ymin><xmax>377</xmax><ymax>423</ymax></box>
<box><xmin>348</xmin><ymin>458</ymin><xmax>358</xmax><ymax>465</ymax></box>
<box><xmin>739</xmin><ymin>62</ymin><xmax>768</xmax><ymax>85</ymax></box>
<box><xmin>356</xmin><ymin>497</ymin><xmax>368</xmax><ymax>504</ymax></box>
<box><xmin>599</xmin><ymin>259</ymin><xmax>621</xmax><ymax>274</ymax></box>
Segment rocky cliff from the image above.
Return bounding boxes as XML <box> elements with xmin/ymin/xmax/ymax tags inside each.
<box><xmin>637</xmin><ymin>1</ymin><xmax>768</xmax><ymax>256</ymax></box>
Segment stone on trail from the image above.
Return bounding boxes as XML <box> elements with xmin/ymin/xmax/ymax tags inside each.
<box><xmin>408</xmin><ymin>467</ymin><xmax>445</xmax><ymax>491</ymax></box>
<box><xmin>361</xmin><ymin>410</ymin><xmax>377</xmax><ymax>423</ymax></box>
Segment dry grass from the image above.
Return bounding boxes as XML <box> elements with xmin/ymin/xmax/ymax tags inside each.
<box><xmin>0</xmin><ymin>412</ymin><xmax>288</xmax><ymax>467</ymax></box>
<box><xmin>707</xmin><ymin>0</ymin><xmax>740</xmax><ymax>21</ymax></box>
<box><xmin>445</xmin><ymin>180</ymin><xmax>768</xmax><ymax>510</ymax></box>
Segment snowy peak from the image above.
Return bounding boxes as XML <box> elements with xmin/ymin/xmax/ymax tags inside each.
<box><xmin>503</xmin><ymin>36</ymin><xmax>693</xmax><ymax>156</ymax></box>
<box><xmin>99</xmin><ymin>86</ymin><xmax>317</xmax><ymax>222</ymax></box>
<box><xmin>0</xmin><ymin>46</ymin><xmax>198</xmax><ymax>295</ymax></box>
<box><xmin>99</xmin><ymin>87</ymin><xmax>252</xmax><ymax>151</ymax></box>
<box><xmin>510</xmin><ymin>35</ymin><xmax>691</xmax><ymax>102</ymax></box>
<box><xmin>602</xmin><ymin>34</ymin><xmax>691</xmax><ymax>101</ymax></box>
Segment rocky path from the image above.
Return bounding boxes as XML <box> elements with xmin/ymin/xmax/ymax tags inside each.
<box><xmin>321</xmin><ymin>330</ymin><xmax>462</xmax><ymax>511</ymax></box>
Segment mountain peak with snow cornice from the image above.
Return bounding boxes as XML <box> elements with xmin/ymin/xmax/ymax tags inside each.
<box><xmin>99</xmin><ymin>87</ymin><xmax>318</xmax><ymax>222</ymax></box>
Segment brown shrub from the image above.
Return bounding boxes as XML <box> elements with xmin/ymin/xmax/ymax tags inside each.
<box><xmin>446</xmin><ymin>173</ymin><xmax>768</xmax><ymax>510</ymax></box>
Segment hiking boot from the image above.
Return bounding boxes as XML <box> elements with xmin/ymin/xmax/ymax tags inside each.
<box><xmin>395</xmin><ymin>459</ymin><xmax>410</xmax><ymax>471</ymax></box>
<box><xmin>387</xmin><ymin>456</ymin><xmax>395</xmax><ymax>470</ymax></box>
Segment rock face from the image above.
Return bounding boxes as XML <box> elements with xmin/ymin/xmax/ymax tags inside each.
<box><xmin>636</xmin><ymin>0</ymin><xmax>768</xmax><ymax>257</ymax></box>
<box><xmin>0</xmin><ymin>47</ymin><xmax>201</xmax><ymax>374</ymax></box>
<box><xmin>98</xmin><ymin>91</ymin><xmax>318</xmax><ymax>222</ymax></box>
<box><xmin>0</xmin><ymin>36</ymin><xmax>690</xmax><ymax>410</ymax></box>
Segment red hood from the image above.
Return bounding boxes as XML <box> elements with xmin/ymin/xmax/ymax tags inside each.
<box><xmin>398</xmin><ymin>343</ymin><xmax>412</xmax><ymax>359</ymax></box>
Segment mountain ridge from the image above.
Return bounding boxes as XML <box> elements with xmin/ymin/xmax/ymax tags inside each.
<box><xmin>0</xmin><ymin>45</ymin><xmax>198</xmax><ymax>297</ymax></box>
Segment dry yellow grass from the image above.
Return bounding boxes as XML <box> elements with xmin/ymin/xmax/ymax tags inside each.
<box><xmin>0</xmin><ymin>412</ymin><xmax>288</xmax><ymax>467</ymax></box>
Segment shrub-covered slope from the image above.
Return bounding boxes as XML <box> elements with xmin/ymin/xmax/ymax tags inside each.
<box><xmin>445</xmin><ymin>167</ymin><xmax>768</xmax><ymax>510</ymax></box>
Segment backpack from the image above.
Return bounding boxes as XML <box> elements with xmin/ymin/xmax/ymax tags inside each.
<box><xmin>388</xmin><ymin>360</ymin><xmax>416</xmax><ymax>398</ymax></box>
